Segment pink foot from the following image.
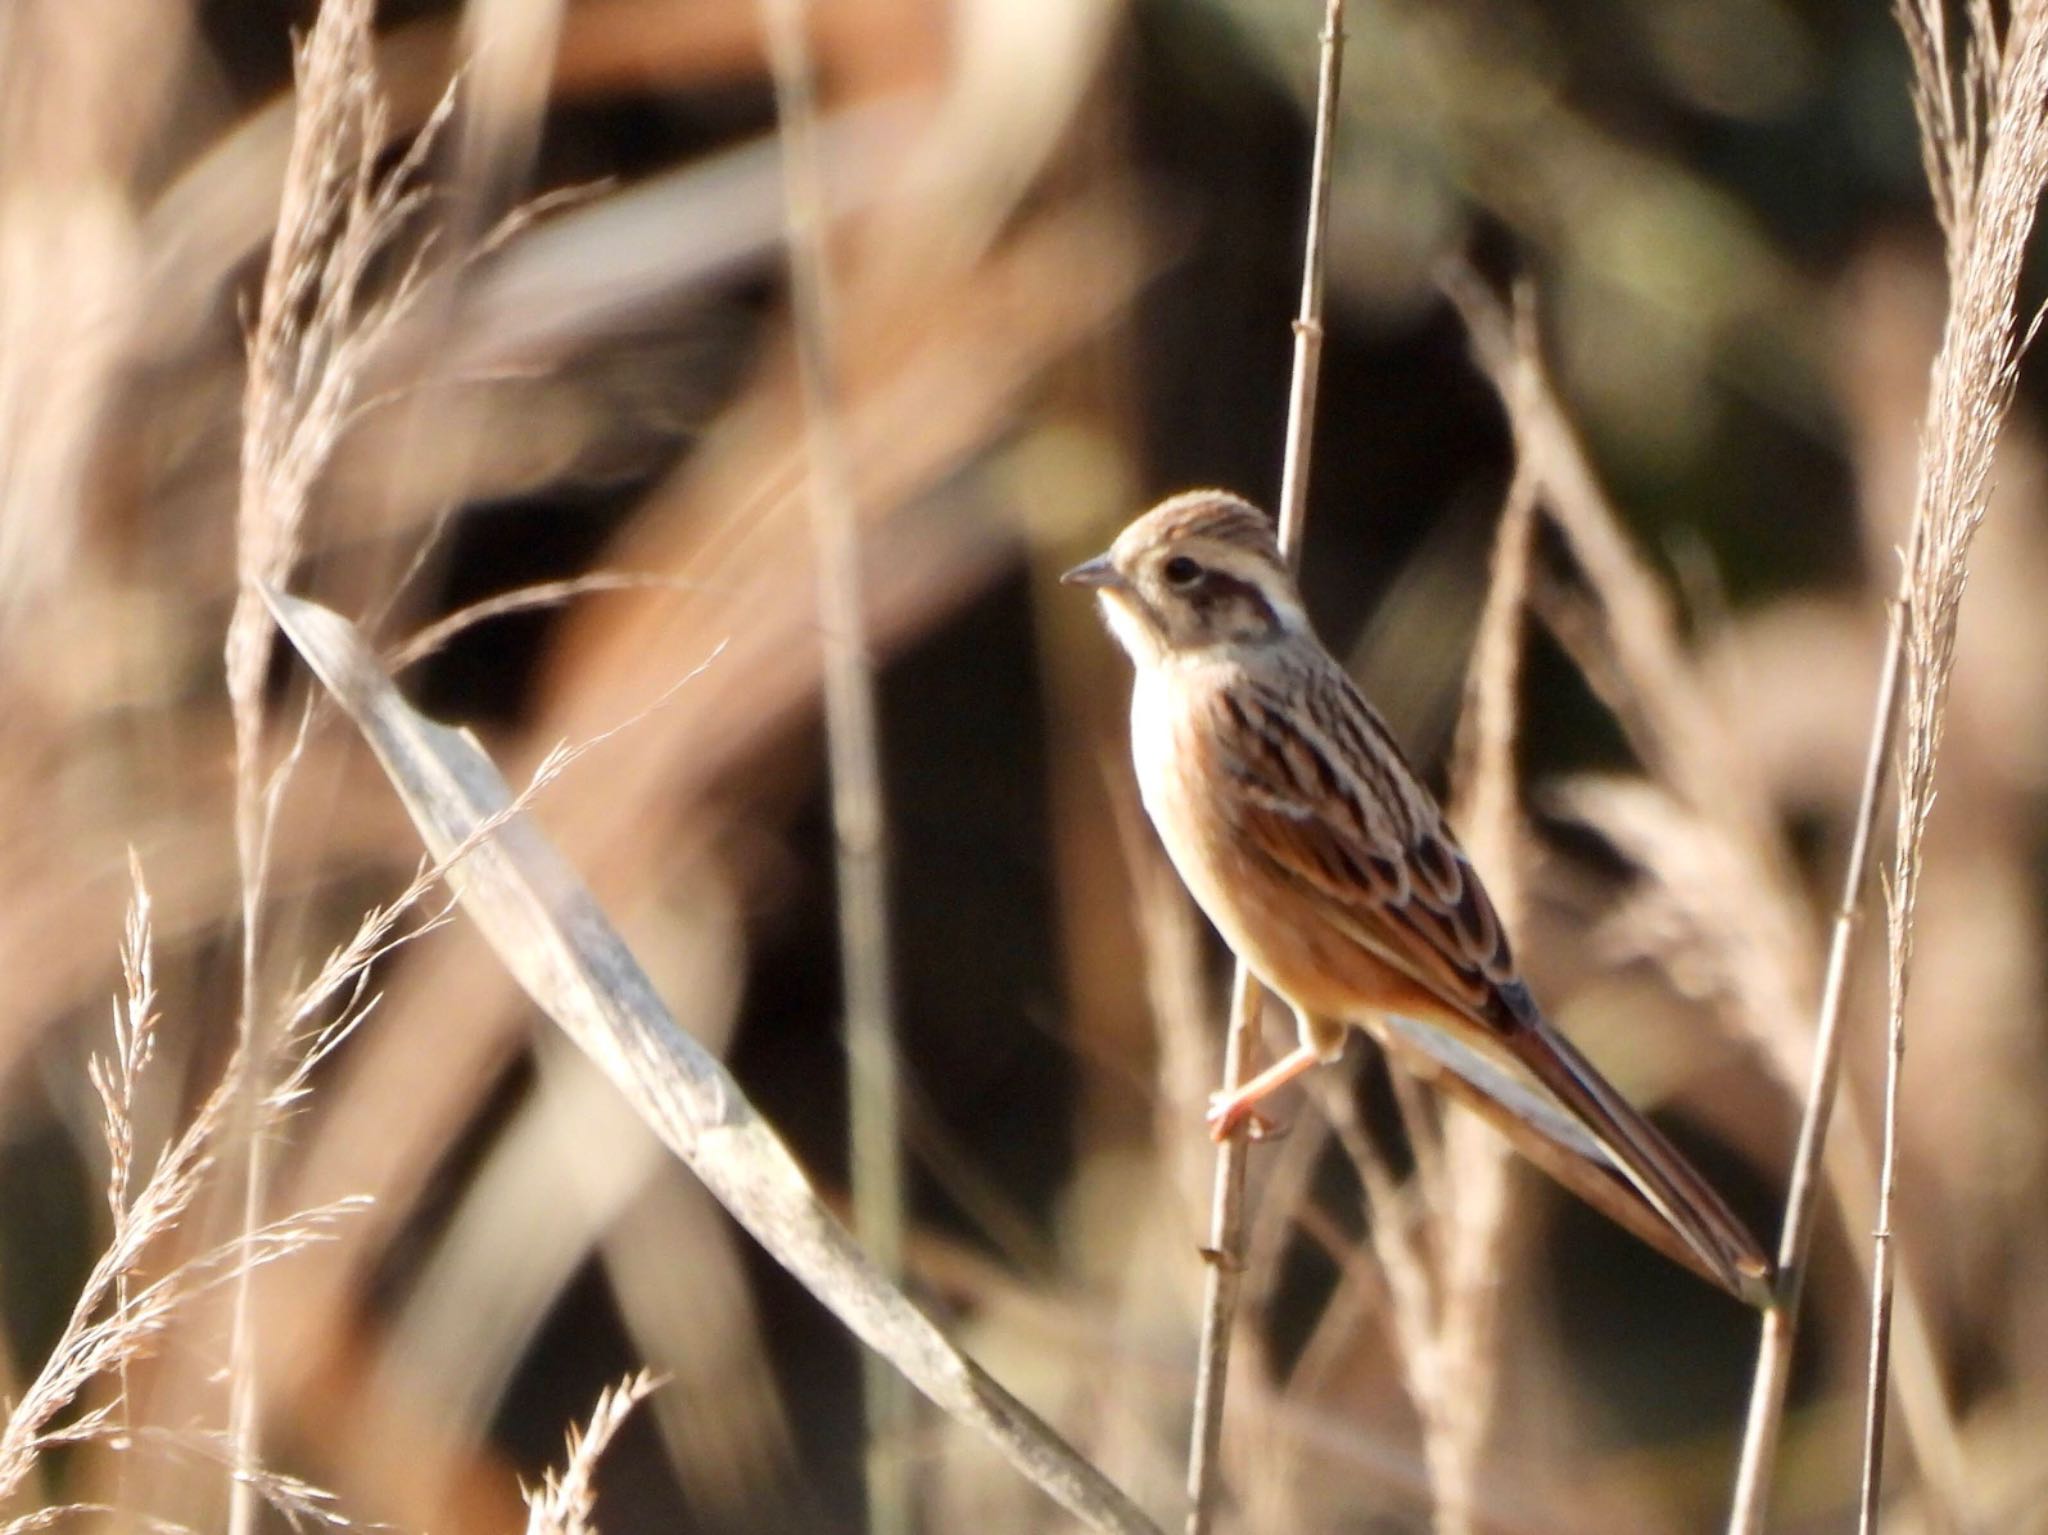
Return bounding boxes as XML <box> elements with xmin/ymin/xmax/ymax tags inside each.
<box><xmin>1205</xmin><ymin>1089</ymin><xmax>1283</xmax><ymax>1143</ymax></box>
<box><xmin>1203</xmin><ymin>1043</ymin><xmax>1323</xmax><ymax>1142</ymax></box>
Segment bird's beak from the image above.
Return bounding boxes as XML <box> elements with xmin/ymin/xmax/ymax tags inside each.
<box><xmin>1061</xmin><ymin>554</ymin><xmax>1125</xmax><ymax>591</ymax></box>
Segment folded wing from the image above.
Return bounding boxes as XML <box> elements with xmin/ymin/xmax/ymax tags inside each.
<box><xmin>1212</xmin><ymin>669</ymin><xmax>1773</xmax><ymax>1306</ymax></box>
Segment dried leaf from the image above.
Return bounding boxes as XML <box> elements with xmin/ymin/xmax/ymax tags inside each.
<box><xmin>262</xmin><ymin>587</ymin><xmax>1161</xmax><ymax>1535</ymax></box>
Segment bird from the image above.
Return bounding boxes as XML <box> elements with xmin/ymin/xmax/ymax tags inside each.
<box><xmin>1063</xmin><ymin>488</ymin><xmax>1772</xmax><ymax>1305</ymax></box>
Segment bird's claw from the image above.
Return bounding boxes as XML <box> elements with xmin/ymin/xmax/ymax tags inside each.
<box><xmin>1206</xmin><ymin>1092</ymin><xmax>1284</xmax><ymax>1144</ymax></box>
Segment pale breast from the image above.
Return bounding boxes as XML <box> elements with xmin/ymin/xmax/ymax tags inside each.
<box><xmin>1130</xmin><ymin>662</ymin><xmax>1372</xmax><ymax>1024</ymax></box>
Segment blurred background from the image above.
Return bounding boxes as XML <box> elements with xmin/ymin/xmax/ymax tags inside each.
<box><xmin>1</xmin><ymin>0</ymin><xmax>2043</xmax><ymax>1531</ymax></box>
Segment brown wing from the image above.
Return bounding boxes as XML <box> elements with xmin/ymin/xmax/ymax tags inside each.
<box><xmin>1209</xmin><ymin>665</ymin><xmax>1519</xmax><ymax>1031</ymax></box>
<box><xmin>1209</xmin><ymin>662</ymin><xmax>1773</xmax><ymax>1305</ymax></box>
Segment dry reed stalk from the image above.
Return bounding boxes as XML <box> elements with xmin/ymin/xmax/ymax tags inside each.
<box><xmin>1860</xmin><ymin>4</ymin><xmax>2048</xmax><ymax>1525</ymax></box>
<box><xmin>1432</xmin><ymin>392</ymin><xmax>1544</xmax><ymax>1532</ymax></box>
<box><xmin>252</xmin><ymin>205</ymin><xmax>1141</xmax><ymax>1507</ymax></box>
<box><xmin>759</xmin><ymin>2</ymin><xmax>913</xmax><ymax>1529</ymax></box>
<box><xmin>1719</xmin><ymin>620</ymin><xmax>1901</xmax><ymax>1534</ymax></box>
<box><xmin>267</xmin><ymin>589</ymin><xmax>1165</xmax><ymax>1534</ymax></box>
<box><xmin>1502</xmin><ymin>12</ymin><xmax>2048</xmax><ymax>1502</ymax></box>
<box><xmin>1501</xmin><ymin>412</ymin><xmax>1960</xmax><ymax>1526</ymax></box>
<box><xmin>1187</xmin><ymin>5</ymin><xmax>1346</xmax><ymax>1530</ymax></box>
<box><xmin>1308</xmin><ymin>1076</ymin><xmax>1447</xmax><ymax>1496</ymax></box>
<box><xmin>1526</xmin><ymin>507</ymin><xmax>1953</xmax><ymax>1528</ymax></box>
<box><xmin>1188</xmin><ymin>945</ymin><xmax>1265</xmax><ymax>1530</ymax></box>
<box><xmin>223</xmin><ymin>1</ymin><xmax>453</xmax><ymax>1525</ymax></box>
<box><xmin>521</xmin><ymin>1371</ymin><xmax>662</xmax><ymax>1535</ymax></box>
<box><xmin>1261</xmin><ymin>314</ymin><xmax>1544</xmax><ymax>1534</ymax></box>
<box><xmin>452</xmin><ymin>0</ymin><xmax>565</xmax><ymax>219</ymax></box>
<box><xmin>1434</xmin><ymin>256</ymin><xmax>1970</xmax><ymax>1529</ymax></box>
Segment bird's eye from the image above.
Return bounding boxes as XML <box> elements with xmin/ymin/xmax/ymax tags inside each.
<box><xmin>1162</xmin><ymin>555</ymin><xmax>1203</xmax><ymax>587</ymax></box>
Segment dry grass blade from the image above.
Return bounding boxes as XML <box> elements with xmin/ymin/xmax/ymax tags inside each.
<box><xmin>522</xmin><ymin>1371</ymin><xmax>662</xmax><ymax>1535</ymax></box>
<box><xmin>1863</xmin><ymin>3</ymin><xmax>2048</xmax><ymax>1525</ymax></box>
<box><xmin>262</xmin><ymin>588</ymin><xmax>1163</xmax><ymax>1535</ymax></box>
<box><xmin>1188</xmin><ymin>5</ymin><xmax>1345</xmax><ymax>1530</ymax></box>
<box><xmin>384</xmin><ymin>573</ymin><xmax>701</xmax><ymax>672</ymax></box>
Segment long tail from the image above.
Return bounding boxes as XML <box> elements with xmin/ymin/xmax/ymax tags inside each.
<box><xmin>1508</xmin><ymin>1017</ymin><xmax>1773</xmax><ymax>1307</ymax></box>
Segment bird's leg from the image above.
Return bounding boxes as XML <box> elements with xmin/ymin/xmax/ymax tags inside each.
<box><xmin>1206</xmin><ymin>1043</ymin><xmax>1324</xmax><ymax>1142</ymax></box>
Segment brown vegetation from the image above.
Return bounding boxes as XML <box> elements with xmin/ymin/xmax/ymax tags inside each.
<box><xmin>0</xmin><ymin>0</ymin><xmax>2045</xmax><ymax>1531</ymax></box>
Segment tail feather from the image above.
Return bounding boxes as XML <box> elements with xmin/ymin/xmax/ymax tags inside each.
<box><xmin>1508</xmin><ymin>1019</ymin><xmax>1773</xmax><ymax>1306</ymax></box>
<box><xmin>1371</xmin><ymin>1008</ymin><xmax>1773</xmax><ymax>1305</ymax></box>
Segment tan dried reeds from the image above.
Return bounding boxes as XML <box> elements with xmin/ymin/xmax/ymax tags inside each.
<box><xmin>758</xmin><ymin>1</ymin><xmax>913</xmax><ymax>1525</ymax></box>
<box><xmin>14</xmin><ymin>0</ymin><xmax>2048</xmax><ymax>1530</ymax></box>
<box><xmin>223</xmin><ymin>2</ymin><xmax>448</xmax><ymax>1525</ymax></box>
<box><xmin>1432</xmin><ymin>310</ymin><xmax>1545</xmax><ymax>1534</ymax></box>
<box><xmin>265</xmin><ymin>586</ymin><xmax>1164</xmax><ymax>1533</ymax></box>
<box><xmin>0</xmin><ymin>862</ymin><xmax>375</xmax><ymax>1535</ymax></box>
<box><xmin>1862</xmin><ymin>2</ymin><xmax>2048</xmax><ymax>1525</ymax></box>
<box><xmin>520</xmin><ymin>1371</ymin><xmax>661</xmax><ymax>1535</ymax></box>
<box><xmin>1434</xmin><ymin>248</ymin><xmax>1981</xmax><ymax>1533</ymax></box>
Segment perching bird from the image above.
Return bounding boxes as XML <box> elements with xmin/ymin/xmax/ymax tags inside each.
<box><xmin>1064</xmin><ymin>488</ymin><xmax>1771</xmax><ymax>1305</ymax></box>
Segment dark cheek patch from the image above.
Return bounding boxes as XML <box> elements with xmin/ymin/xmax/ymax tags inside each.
<box><xmin>1189</xmin><ymin>571</ymin><xmax>1279</xmax><ymax>634</ymax></box>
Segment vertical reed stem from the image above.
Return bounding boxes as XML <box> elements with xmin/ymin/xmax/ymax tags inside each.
<box><xmin>1185</xmin><ymin>5</ymin><xmax>1345</xmax><ymax>1528</ymax></box>
<box><xmin>1725</xmin><ymin>611</ymin><xmax>1902</xmax><ymax>1534</ymax></box>
<box><xmin>758</xmin><ymin>6</ymin><xmax>911</xmax><ymax>1531</ymax></box>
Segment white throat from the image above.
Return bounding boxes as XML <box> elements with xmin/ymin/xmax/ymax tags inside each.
<box><xmin>1098</xmin><ymin>591</ymin><xmax>1167</xmax><ymax>669</ymax></box>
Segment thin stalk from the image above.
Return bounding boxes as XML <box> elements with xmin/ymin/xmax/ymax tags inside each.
<box><xmin>1856</xmin><ymin>4</ymin><xmax>2048</xmax><ymax>1520</ymax></box>
<box><xmin>1185</xmin><ymin>4</ymin><xmax>1344</xmax><ymax>1530</ymax></box>
<box><xmin>1434</xmin><ymin>448</ymin><xmax>1542</xmax><ymax>1535</ymax></box>
<box><xmin>1725</xmin><ymin>607</ymin><xmax>1902</xmax><ymax>1535</ymax></box>
<box><xmin>1185</xmin><ymin>967</ymin><xmax>1262</xmax><ymax>1535</ymax></box>
<box><xmin>222</xmin><ymin>788</ymin><xmax>269</xmax><ymax>1535</ymax></box>
<box><xmin>1858</xmin><ymin>967</ymin><xmax>1904</xmax><ymax>1534</ymax></box>
<box><xmin>221</xmin><ymin>8</ymin><xmax>378</xmax><ymax>1524</ymax></box>
<box><xmin>757</xmin><ymin>5</ymin><xmax>912</xmax><ymax>1533</ymax></box>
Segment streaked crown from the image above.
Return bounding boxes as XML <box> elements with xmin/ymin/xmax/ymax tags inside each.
<box><xmin>1121</xmin><ymin>490</ymin><xmax>1287</xmax><ymax>561</ymax></box>
<box><xmin>1063</xmin><ymin>489</ymin><xmax>1306</xmax><ymax>663</ymax></box>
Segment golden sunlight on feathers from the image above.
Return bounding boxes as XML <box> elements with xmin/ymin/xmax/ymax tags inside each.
<box><xmin>1072</xmin><ymin>490</ymin><xmax>1770</xmax><ymax>1304</ymax></box>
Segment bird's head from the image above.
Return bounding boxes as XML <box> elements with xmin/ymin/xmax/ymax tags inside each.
<box><xmin>1062</xmin><ymin>490</ymin><xmax>1305</xmax><ymax>666</ymax></box>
